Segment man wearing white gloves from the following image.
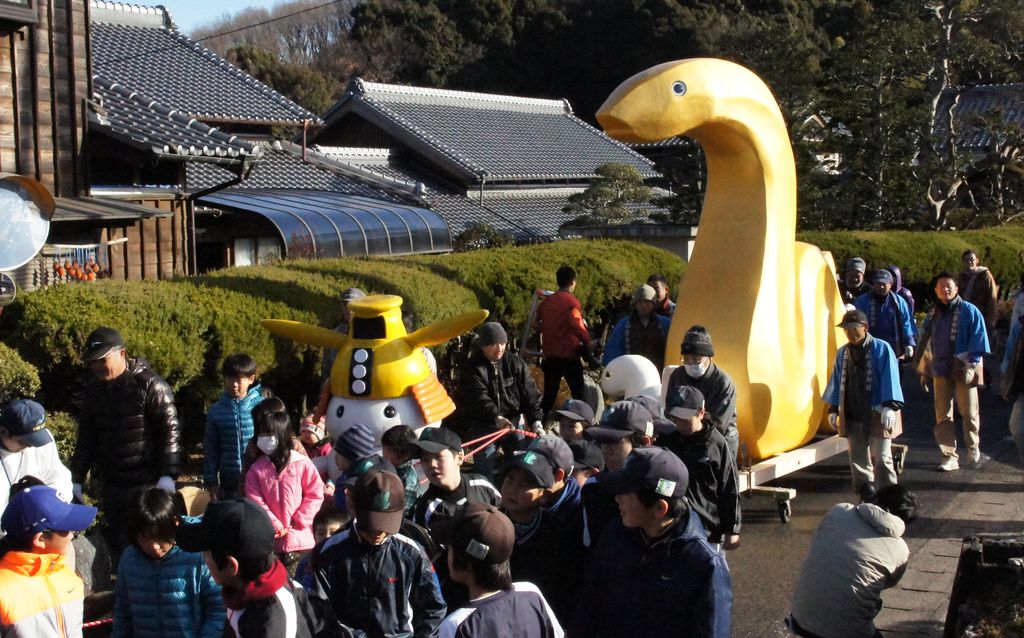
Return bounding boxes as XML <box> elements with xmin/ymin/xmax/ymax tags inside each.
<box><xmin>69</xmin><ymin>327</ymin><xmax>181</xmax><ymax>558</ymax></box>
<box><xmin>824</xmin><ymin>310</ymin><xmax>905</xmax><ymax>501</ymax></box>
<box><xmin>914</xmin><ymin>272</ymin><xmax>991</xmax><ymax>472</ymax></box>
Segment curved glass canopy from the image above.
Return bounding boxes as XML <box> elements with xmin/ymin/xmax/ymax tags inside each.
<box><xmin>197</xmin><ymin>189</ymin><xmax>452</xmax><ymax>258</ymax></box>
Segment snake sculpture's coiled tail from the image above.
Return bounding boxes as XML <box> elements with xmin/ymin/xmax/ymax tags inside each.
<box><xmin>597</xmin><ymin>59</ymin><xmax>847</xmax><ymax>460</ymax></box>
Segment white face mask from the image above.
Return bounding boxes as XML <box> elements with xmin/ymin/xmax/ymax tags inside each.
<box><xmin>256</xmin><ymin>436</ymin><xmax>278</xmax><ymax>455</ymax></box>
<box><xmin>684</xmin><ymin>363</ymin><xmax>708</xmax><ymax>378</ymax></box>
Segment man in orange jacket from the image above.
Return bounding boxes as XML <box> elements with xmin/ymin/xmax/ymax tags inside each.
<box><xmin>0</xmin><ymin>484</ymin><xmax>97</xmax><ymax>637</ymax></box>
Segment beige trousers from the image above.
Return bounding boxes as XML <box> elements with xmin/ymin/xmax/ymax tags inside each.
<box><xmin>932</xmin><ymin>376</ymin><xmax>980</xmax><ymax>460</ymax></box>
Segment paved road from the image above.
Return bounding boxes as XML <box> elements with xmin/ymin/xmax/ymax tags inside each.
<box><xmin>728</xmin><ymin>367</ymin><xmax>1023</xmax><ymax>637</ymax></box>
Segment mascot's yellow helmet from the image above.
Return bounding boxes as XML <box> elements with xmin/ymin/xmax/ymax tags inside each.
<box><xmin>262</xmin><ymin>295</ymin><xmax>487</xmax><ymax>423</ymax></box>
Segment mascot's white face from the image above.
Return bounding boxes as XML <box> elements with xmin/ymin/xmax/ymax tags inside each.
<box><xmin>325</xmin><ymin>395</ymin><xmax>437</xmax><ymax>451</ymax></box>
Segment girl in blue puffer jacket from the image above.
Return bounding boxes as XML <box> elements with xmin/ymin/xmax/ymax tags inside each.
<box><xmin>203</xmin><ymin>353</ymin><xmax>265</xmax><ymax>499</ymax></box>
<box><xmin>112</xmin><ymin>488</ymin><xmax>224</xmax><ymax>638</ymax></box>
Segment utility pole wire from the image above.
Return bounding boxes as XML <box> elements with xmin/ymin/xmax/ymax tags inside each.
<box><xmin>93</xmin><ymin>0</ymin><xmax>347</xmax><ymax>67</ymax></box>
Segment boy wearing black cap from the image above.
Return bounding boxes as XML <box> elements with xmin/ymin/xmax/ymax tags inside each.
<box><xmin>499</xmin><ymin>448</ymin><xmax>582</xmax><ymax>624</ymax></box>
<box><xmin>411</xmin><ymin>427</ymin><xmax>501</xmax><ymax>532</ymax></box>
<box><xmin>439</xmin><ymin>503</ymin><xmax>563</xmax><ymax>638</ymax></box>
<box><xmin>569</xmin><ymin>440</ymin><xmax>603</xmax><ymax>487</ymax></box>
<box><xmin>664</xmin><ymin>325</ymin><xmax>740</xmax><ymax>460</ymax></box>
<box><xmin>658</xmin><ymin>386</ymin><xmax>741</xmax><ymax>550</ymax></box>
<box><xmin>0</xmin><ymin>399</ymin><xmax>73</xmax><ymax>519</ymax></box>
<box><xmin>554</xmin><ymin>399</ymin><xmax>594</xmax><ymax>443</ymax></box>
<box><xmin>177</xmin><ymin>497</ymin><xmax>326</xmax><ymax>638</ymax></box>
<box><xmin>456</xmin><ymin>321</ymin><xmax>543</xmax><ymax>482</ymax></box>
<box><xmin>580</xmin><ymin>400</ymin><xmax>655</xmax><ymax>549</ymax></box>
<box><xmin>573</xmin><ymin>447</ymin><xmax>732</xmax><ymax>638</ymax></box>
<box><xmin>0</xmin><ymin>485</ymin><xmax>97</xmax><ymax>636</ymax></box>
<box><xmin>313</xmin><ymin>469</ymin><xmax>446</xmax><ymax>637</ymax></box>
<box><xmin>527</xmin><ymin>436</ymin><xmax>581</xmax><ymax>530</ymax></box>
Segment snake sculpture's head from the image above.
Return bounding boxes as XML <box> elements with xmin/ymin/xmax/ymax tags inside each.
<box><xmin>596</xmin><ymin>58</ymin><xmax>775</xmax><ymax>144</ymax></box>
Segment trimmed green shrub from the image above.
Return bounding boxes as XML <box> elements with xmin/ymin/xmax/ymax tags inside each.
<box><xmin>0</xmin><ymin>341</ymin><xmax>40</xmax><ymax>403</ymax></box>
<box><xmin>798</xmin><ymin>228</ymin><xmax>1024</xmax><ymax>305</ymax></box>
<box><xmin>46</xmin><ymin>411</ymin><xmax>77</xmax><ymax>465</ymax></box>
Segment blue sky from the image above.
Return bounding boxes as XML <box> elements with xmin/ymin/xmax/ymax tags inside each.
<box><xmin>159</xmin><ymin>0</ymin><xmax>259</xmax><ymax>34</ymax></box>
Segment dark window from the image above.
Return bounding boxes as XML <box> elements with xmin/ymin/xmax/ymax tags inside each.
<box><xmin>353</xmin><ymin>317</ymin><xmax>385</xmax><ymax>340</ymax></box>
<box><xmin>0</xmin><ymin>0</ymin><xmax>37</xmax><ymax>29</ymax></box>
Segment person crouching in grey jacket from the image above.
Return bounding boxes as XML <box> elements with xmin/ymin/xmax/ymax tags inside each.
<box><xmin>788</xmin><ymin>485</ymin><xmax>919</xmax><ymax>638</ymax></box>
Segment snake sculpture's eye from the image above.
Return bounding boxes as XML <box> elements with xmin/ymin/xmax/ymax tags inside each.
<box><xmin>672</xmin><ymin>81</ymin><xmax>687</xmax><ymax>96</ymax></box>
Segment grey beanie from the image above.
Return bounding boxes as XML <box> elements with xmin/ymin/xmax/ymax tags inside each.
<box><xmin>476</xmin><ymin>322</ymin><xmax>508</xmax><ymax>347</ymax></box>
<box><xmin>846</xmin><ymin>258</ymin><xmax>866</xmax><ymax>274</ymax></box>
<box><xmin>681</xmin><ymin>325</ymin><xmax>714</xmax><ymax>357</ymax></box>
<box><xmin>340</xmin><ymin>287</ymin><xmax>366</xmax><ymax>303</ymax></box>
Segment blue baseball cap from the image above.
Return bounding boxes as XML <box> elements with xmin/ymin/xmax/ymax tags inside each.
<box><xmin>0</xmin><ymin>399</ymin><xmax>52</xmax><ymax>448</ymax></box>
<box><xmin>1</xmin><ymin>486</ymin><xmax>97</xmax><ymax>541</ymax></box>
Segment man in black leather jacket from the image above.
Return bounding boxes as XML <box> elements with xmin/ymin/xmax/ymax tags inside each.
<box><xmin>456</xmin><ymin>322</ymin><xmax>544</xmax><ymax>482</ymax></box>
<box><xmin>70</xmin><ymin>326</ymin><xmax>181</xmax><ymax>557</ymax></box>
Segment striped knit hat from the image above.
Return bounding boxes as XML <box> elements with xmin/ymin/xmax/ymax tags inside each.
<box><xmin>335</xmin><ymin>422</ymin><xmax>376</xmax><ymax>461</ymax></box>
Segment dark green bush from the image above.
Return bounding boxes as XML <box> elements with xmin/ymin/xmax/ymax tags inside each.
<box><xmin>798</xmin><ymin>228</ymin><xmax>1024</xmax><ymax>305</ymax></box>
<box><xmin>0</xmin><ymin>341</ymin><xmax>40</xmax><ymax>404</ymax></box>
<box><xmin>46</xmin><ymin>410</ymin><xmax>77</xmax><ymax>465</ymax></box>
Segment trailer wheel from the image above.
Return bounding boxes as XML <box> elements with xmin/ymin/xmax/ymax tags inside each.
<box><xmin>778</xmin><ymin>501</ymin><xmax>792</xmax><ymax>523</ymax></box>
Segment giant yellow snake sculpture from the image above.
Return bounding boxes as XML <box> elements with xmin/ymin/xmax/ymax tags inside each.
<box><xmin>597</xmin><ymin>58</ymin><xmax>847</xmax><ymax>460</ymax></box>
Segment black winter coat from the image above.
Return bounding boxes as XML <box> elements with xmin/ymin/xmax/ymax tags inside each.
<box><xmin>456</xmin><ymin>351</ymin><xmax>543</xmax><ymax>431</ymax></box>
<box><xmin>70</xmin><ymin>357</ymin><xmax>181</xmax><ymax>485</ymax></box>
<box><xmin>658</xmin><ymin>424</ymin><xmax>742</xmax><ymax>541</ymax></box>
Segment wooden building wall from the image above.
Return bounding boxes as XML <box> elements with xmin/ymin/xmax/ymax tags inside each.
<box><xmin>103</xmin><ymin>198</ymin><xmax>190</xmax><ymax>281</ymax></box>
<box><xmin>0</xmin><ymin>0</ymin><xmax>88</xmax><ymax>196</ymax></box>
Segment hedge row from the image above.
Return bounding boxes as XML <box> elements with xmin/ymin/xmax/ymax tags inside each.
<box><xmin>0</xmin><ymin>341</ymin><xmax>40</xmax><ymax>404</ymax></box>
<box><xmin>0</xmin><ymin>239</ymin><xmax>683</xmax><ymax>447</ymax></box>
<box><xmin>800</xmin><ymin>228</ymin><xmax>1024</xmax><ymax>304</ymax></box>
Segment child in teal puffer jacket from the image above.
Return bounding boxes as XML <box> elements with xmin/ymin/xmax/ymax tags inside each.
<box><xmin>112</xmin><ymin>488</ymin><xmax>224</xmax><ymax>638</ymax></box>
<box><xmin>204</xmin><ymin>353</ymin><xmax>265</xmax><ymax>499</ymax></box>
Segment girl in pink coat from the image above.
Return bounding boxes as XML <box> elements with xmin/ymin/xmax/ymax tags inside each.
<box><xmin>244</xmin><ymin>398</ymin><xmax>324</xmax><ymax>575</ymax></box>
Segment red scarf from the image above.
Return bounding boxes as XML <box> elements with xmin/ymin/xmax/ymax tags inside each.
<box><xmin>221</xmin><ymin>559</ymin><xmax>288</xmax><ymax>610</ymax></box>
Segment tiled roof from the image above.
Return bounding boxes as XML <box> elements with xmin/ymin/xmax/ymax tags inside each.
<box><xmin>936</xmin><ymin>84</ymin><xmax>1024</xmax><ymax>149</ymax></box>
<box><xmin>90</xmin><ymin>75</ymin><xmax>260</xmax><ymax>162</ymax></box>
<box><xmin>320</xmin><ymin>78</ymin><xmax>657</xmax><ymax>183</ymax></box>
<box><xmin>90</xmin><ymin>1</ymin><xmax>320</xmax><ymax>125</ymax></box>
<box><xmin>186</xmin><ymin>143</ymin><xmax>407</xmax><ymax>202</ymax></box>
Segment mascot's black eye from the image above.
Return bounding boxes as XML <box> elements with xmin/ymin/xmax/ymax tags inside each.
<box><xmin>383</xmin><ymin>406</ymin><xmax>397</xmax><ymax>419</ymax></box>
<box><xmin>335</xmin><ymin>405</ymin><xmax>345</xmax><ymax>418</ymax></box>
<box><xmin>672</xmin><ymin>81</ymin><xmax>687</xmax><ymax>96</ymax></box>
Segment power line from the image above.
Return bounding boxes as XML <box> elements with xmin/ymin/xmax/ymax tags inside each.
<box><xmin>93</xmin><ymin>0</ymin><xmax>348</xmax><ymax>67</ymax></box>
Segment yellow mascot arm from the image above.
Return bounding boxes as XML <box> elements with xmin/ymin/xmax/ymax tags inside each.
<box><xmin>405</xmin><ymin>310</ymin><xmax>490</xmax><ymax>348</ymax></box>
<box><xmin>261</xmin><ymin>320</ymin><xmax>349</xmax><ymax>349</ymax></box>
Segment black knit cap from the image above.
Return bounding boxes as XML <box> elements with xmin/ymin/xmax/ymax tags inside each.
<box><xmin>681</xmin><ymin>325</ymin><xmax>714</xmax><ymax>357</ymax></box>
<box><xmin>476</xmin><ymin>322</ymin><xmax>508</xmax><ymax>347</ymax></box>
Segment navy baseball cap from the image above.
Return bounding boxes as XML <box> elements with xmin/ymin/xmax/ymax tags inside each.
<box><xmin>569</xmin><ymin>440</ymin><xmax>604</xmax><ymax>472</ymax></box>
<box><xmin>602</xmin><ymin>447</ymin><xmax>689</xmax><ymax>499</ymax></box>
<box><xmin>666</xmin><ymin>386</ymin><xmax>705</xmax><ymax>420</ymax></box>
<box><xmin>177</xmin><ymin>497</ymin><xmax>275</xmax><ymax>559</ymax></box>
<box><xmin>0</xmin><ymin>399</ymin><xmax>52</xmax><ymax>448</ymax></box>
<box><xmin>527</xmin><ymin>435</ymin><xmax>574</xmax><ymax>476</ymax></box>
<box><xmin>501</xmin><ymin>449</ymin><xmax>556</xmax><ymax>489</ymax></box>
<box><xmin>586</xmin><ymin>401</ymin><xmax>654</xmax><ymax>442</ymax></box>
<box><xmin>414</xmin><ymin>427</ymin><xmax>462</xmax><ymax>454</ymax></box>
<box><xmin>554</xmin><ymin>399</ymin><xmax>594</xmax><ymax>424</ymax></box>
<box><xmin>1</xmin><ymin>486</ymin><xmax>97</xmax><ymax>541</ymax></box>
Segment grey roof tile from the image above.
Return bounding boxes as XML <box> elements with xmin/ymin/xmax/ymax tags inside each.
<box><xmin>936</xmin><ymin>84</ymin><xmax>1024</xmax><ymax>149</ymax></box>
<box><xmin>325</xmin><ymin>79</ymin><xmax>657</xmax><ymax>183</ymax></box>
<box><xmin>90</xmin><ymin>2</ymin><xmax>320</xmax><ymax>125</ymax></box>
<box><xmin>90</xmin><ymin>75</ymin><xmax>260</xmax><ymax>161</ymax></box>
<box><xmin>186</xmin><ymin>144</ymin><xmax>406</xmax><ymax>202</ymax></box>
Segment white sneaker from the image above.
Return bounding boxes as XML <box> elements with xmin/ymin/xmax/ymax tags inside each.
<box><xmin>938</xmin><ymin>456</ymin><xmax>959</xmax><ymax>472</ymax></box>
<box><xmin>967</xmin><ymin>450</ymin><xmax>989</xmax><ymax>468</ymax></box>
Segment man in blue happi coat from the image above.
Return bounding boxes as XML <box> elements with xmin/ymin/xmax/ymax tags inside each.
<box><xmin>825</xmin><ymin>309</ymin><xmax>905</xmax><ymax>501</ymax></box>
<box><xmin>854</xmin><ymin>270</ymin><xmax>917</xmax><ymax>360</ymax></box>
<box><xmin>914</xmin><ymin>272</ymin><xmax>991</xmax><ymax>472</ymax></box>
